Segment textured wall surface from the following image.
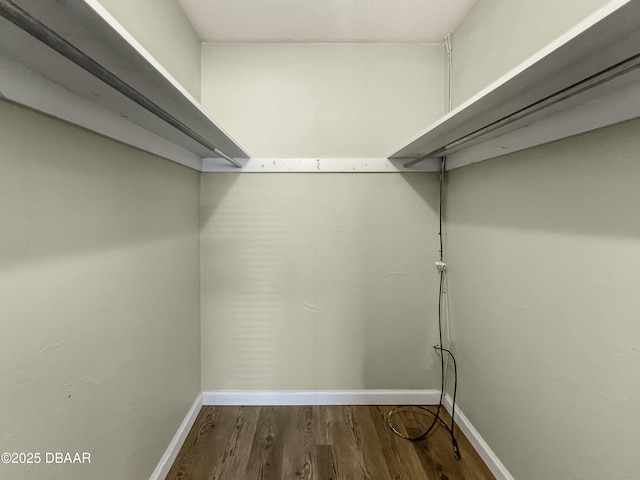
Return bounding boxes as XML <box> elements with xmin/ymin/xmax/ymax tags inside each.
<box><xmin>97</xmin><ymin>0</ymin><xmax>202</xmax><ymax>101</ymax></box>
<box><xmin>201</xmin><ymin>173</ymin><xmax>443</xmax><ymax>391</ymax></box>
<box><xmin>446</xmin><ymin>118</ymin><xmax>640</xmax><ymax>479</ymax></box>
<box><xmin>201</xmin><ymin>44</ymin><xmax>444</xmax><ymax>157</ymax></box>
<box><xmin>0</xmin><ymin>99</ymin><xmax>201</xmax><ymax>480</ymax></box>
<box><xmin>450</xmin><ymin>0</ymin><xmax>613</xmax><ymax>108</ymax></box>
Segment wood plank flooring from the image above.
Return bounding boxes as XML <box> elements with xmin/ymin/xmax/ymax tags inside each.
<box><xmin>165</xmin><ymin>405</ymin><xmax>495</xmax><ymax>480</ymax></box>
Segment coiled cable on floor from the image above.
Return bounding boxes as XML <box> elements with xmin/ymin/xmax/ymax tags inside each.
<box><xmin>388</xmin><ymin>156</ymin><xmax>460</xmax><ymax>459</ymax></box>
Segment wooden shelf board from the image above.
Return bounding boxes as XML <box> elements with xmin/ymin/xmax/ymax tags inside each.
<box><xmin>0</xmin><ymin>0</ymin><xmax>249</xmax><ymax>167</ymax></box>
<box><xmin>389</xmin><ymin>0</ymin><xmax>640</xmax><ymax>166</ymax></box>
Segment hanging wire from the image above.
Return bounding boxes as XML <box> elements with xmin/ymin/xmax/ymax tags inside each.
<box><xmin>387</xmin><ymin>156</ymin><xmax>460</xmax><ymax>459</ymax></box>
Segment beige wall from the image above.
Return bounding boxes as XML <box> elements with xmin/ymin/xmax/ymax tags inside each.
<box><xmin>446</xmin><ymin>118</ymin><xmax>640</xmax><ymax>479</ymax></box>
<box><xmin>0</xmin><ymin>99</ymin><xmax>201</xmax><ymax>480</ymax></box>
<box><xmin>97</xmin><ymin>0</ymin><xmax>202</xmax><ymax>101</ymax></box>
<box><xmin>450</xmin><ymin>0</ymin><xmax>613</xmax><ymax>108</ymax></box>
<box><xmin>201</xmin><ymin>44</ymin><xmax>444</xmax><ymax>157</ymax></box>
<box><xmin>199</xmin><ymin>44</ymin><xmax>446</xmax><ymax>391</ymax></box>
<box><xmin>201</xmin><ymin>173</ymin><xmax>442</xmax><ymax>390</ymax></box>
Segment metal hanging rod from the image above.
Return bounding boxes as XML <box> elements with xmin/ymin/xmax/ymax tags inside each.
<box><xmin>0</xmin><ymin>0</ymin><xmax>242</xmax><ymax>168</ymax></box>
<box><xmin>404</xmin><ymin>51</ymin><xmax>640</xmax><ymax>169</ymax></box>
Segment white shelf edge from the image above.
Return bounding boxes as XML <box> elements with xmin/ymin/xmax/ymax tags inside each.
<box><xmin>83</xmin><ymin>0</ymin><xmax>198</xmax><ymax>114</ymax></box>
<box><xmin>82</xmin><ymin>0</ymin><xmax>249</xmax><ymax>158</ymax></box>
<box><xmin>0</xmin><ymin>54</ymin><xmax>203</xmax><ymax>171</ymax></box>
<box><xmin>387</xmin><ymin>0</ymin><xmax>637</xmax><ymax>163</ymax></box>
<box><xmin>0</xmin><ymin>0</ymin><xmax>249</xmax><ymax>167</ymax></box>
<box><xmin>446</xmin><ymin>78</ymin><xmax>640</xmax><ymax>170</ymax></box>
<box><xmin>202</xmin><ymin>157</ymin><xmax>441</xmax><ymax>173</ymax></box>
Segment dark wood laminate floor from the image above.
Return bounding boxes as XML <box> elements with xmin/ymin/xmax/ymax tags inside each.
<box><xmin>166</xmin><ymin>405</ymin><xmax>495</xmax><ymax>480</ymax></box>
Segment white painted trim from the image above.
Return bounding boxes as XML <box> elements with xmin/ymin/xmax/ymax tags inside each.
<box><xmin>446</xmin><ymin>76</ymin><xmax>640</xmax><ymax>170</ymax></box>
<box><xmin>81</xmin><ymin>0</ymin><xmax>249</xmax><ymax>157</ymax></box>
<box><xmin>154</xmin><ymin>391</ymin><xmax>514</xmax><ymax>480</ymax></box>
<box><xmin>202</xmin><ymin>389</ymin><xmax>442</xmax><ymax>405</ymax></box>
<box><xmin>390</xmin><ymin>0</ymin><xmax>632</xmax><ymax>157</ymax></box>
<box><xmin>148</xmin><ymin>393</ymin><xmax>203</xmax><ymax>480</ymax></box>
<box><xmin>443</xmin><ymin>395</ymin><xmax>514</xmax><ymax>480</ymax></box>
<box><xmin>388</xmin><ymin>0</ymin><xmax>638</xmax><ymax>164</ymax></box>
<box><xmin>83</xmin><ymin>0</ymin><xmax>198</xmax><ymax>110</ymax></box>
<box><xmin>0</xmin><ymin>54</ymin><xmax>203</xmax><ymax>171</ymax></box>
<box><xmin>202</xmin><ymin>157</ymin><xmax>441</xmax><ymax>173</ymax></box>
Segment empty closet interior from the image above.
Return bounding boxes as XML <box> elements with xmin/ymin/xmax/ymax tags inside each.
<box><xmin>1</xmin><ymin>0</ymin><xmax>639</xmax><ymax>479</ymax></box>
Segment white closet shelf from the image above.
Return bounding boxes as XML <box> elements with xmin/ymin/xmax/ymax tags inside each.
<box><xmin>389</xmin><ymin>0</ymin><xmax>640</xmax><ymax>170</ymax></box>
<box><xmin>0</xmin><ymin>0</ymin><xmax>249</xmax><ymax>170</ymax></box>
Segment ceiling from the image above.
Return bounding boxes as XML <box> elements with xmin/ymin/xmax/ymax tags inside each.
<box><xmin>177</xmin><ymin>0</ymin><xmax>477</xmax><ymax>43</ymax></box>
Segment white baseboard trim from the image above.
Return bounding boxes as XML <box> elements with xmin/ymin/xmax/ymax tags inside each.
<box><xmin>152</xmin><ymin>390</ymin><xmax>513</xmax><ymax>480</ymax></box>
<box><xmin>202</xmin><ymin>389</ymin><xmax>442</xmax><ymax>406</ymax></box>
<box><xmin>443</xmin><ymin>395</ymin><xmax>514</xmax><ymax>480</ymax></box>
<box><xmin>148</xmin><ymin>393</ymin><xmax>203</xmax><ymax>480</ymax></box>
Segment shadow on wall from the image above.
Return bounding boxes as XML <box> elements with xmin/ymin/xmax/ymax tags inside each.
<box><xmin>0</xmin><ymin>99</ymin><xmax>200</xmax><ymax>272</ymax></box>
<box><xmin>198</xmin><ymin>172</ymin><xmax>241</xmax><ymax>221</ymax></box>
<box><xmin>399</xmin><ymin>172</ymin><xmax>443</xmax><ymax>211</ymax></box>
<box><xmin>447</xmin><ymin>117</ymin><xmax>640</xmax><ymax>239</ymax></box>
